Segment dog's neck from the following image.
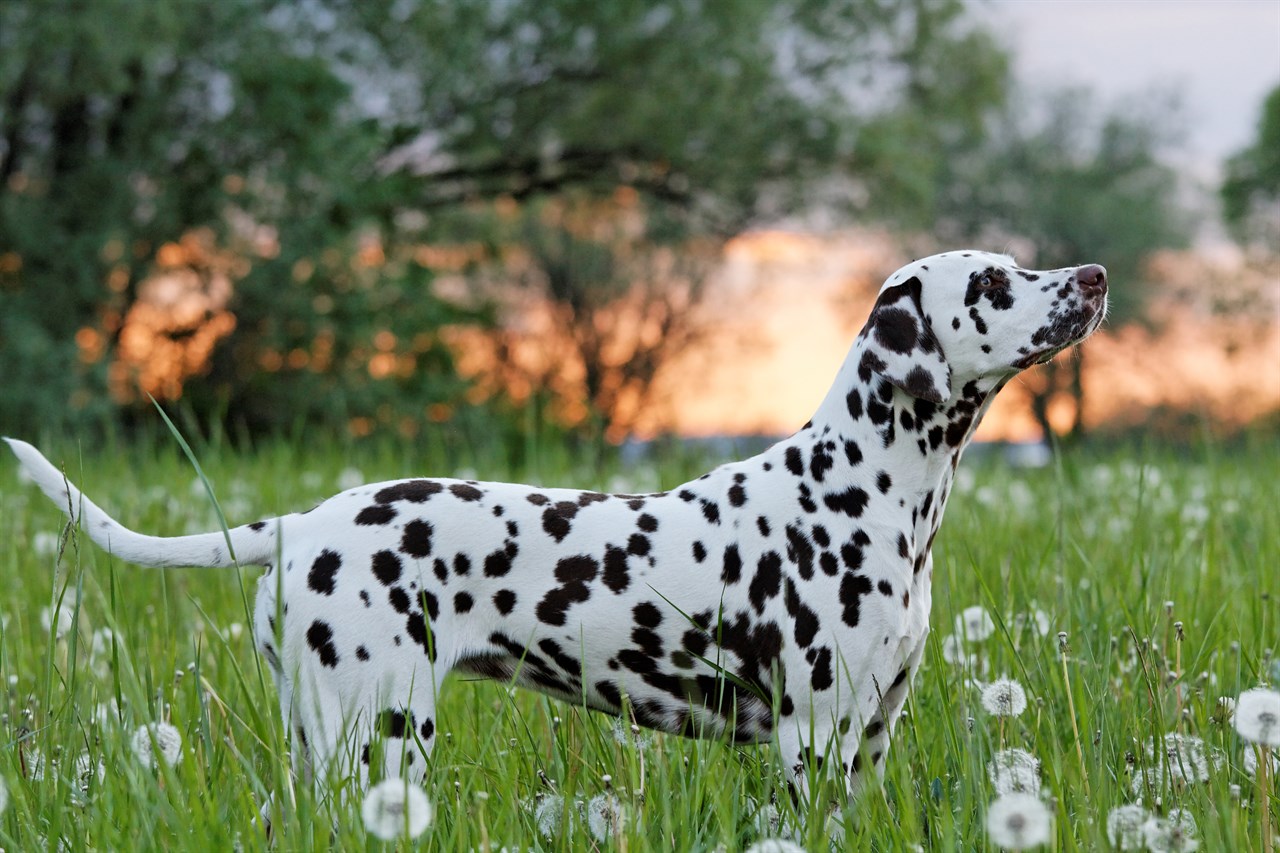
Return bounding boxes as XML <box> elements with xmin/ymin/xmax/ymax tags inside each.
<box><xmin>793</xmin><ymin>336</ymin><xmax>1007</xmax><ymax>557</ymax></box>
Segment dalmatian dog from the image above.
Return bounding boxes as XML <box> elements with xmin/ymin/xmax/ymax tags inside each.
<box><xmin>7</xmin><ymin>251</ymin><xmax>1107</xmax><ymax>805</ymax></box>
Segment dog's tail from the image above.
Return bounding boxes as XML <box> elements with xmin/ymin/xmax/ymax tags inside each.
<box><xmin>6</xmin><ymin>438</ymin><xmax>278</xmax><ymax>568</ymax></box>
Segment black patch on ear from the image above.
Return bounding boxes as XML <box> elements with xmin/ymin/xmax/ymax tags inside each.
<box><xmin>902</xmin><ymin>366</ymin><xmax>940</xmax><ymax>401</ymax></box>
<box><xmin>860</xmin><ymin>276</ymin><xmax>950</xmax><ymax>403</ymax></box>
<box><xmin>871</xmin><ymin>307</ymin><xmax>918</xmax><ymax>354</ymax></box>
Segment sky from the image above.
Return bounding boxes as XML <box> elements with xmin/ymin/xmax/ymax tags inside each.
<box><xmin>983</xmin><ymin>0</ymin><xmax>1280</xmax><ymax>180</ymax></box>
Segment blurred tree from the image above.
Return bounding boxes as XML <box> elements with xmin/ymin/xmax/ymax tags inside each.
<box><xmin>926</xmin><ymin>88</ymin><xmax>1191</xmax><ymax>442</ymax></box>
<box><xmin>1221</xmin><ymin>84</ymin><xmax>1280</xmax><ymax>250</ymax></box>
<box><xmin>0</xmin><ymin>1</ymin><xmax>475</xmax><ymax>439</ymax></box>
<box><xmin>1</xmin><ymin>0</ymin><xmax>1012</xmax><ymax>442</ymax></box>
<box><xmin>358</xmin><ymin>0</ymin><xmax>1011</xmax><ymax>437</ymax></box>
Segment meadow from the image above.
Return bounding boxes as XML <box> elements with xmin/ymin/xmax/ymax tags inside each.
<box><xmin>0</xmin><ymin>430</ymin><xmax>1276</xmax><ymax>851</ymax></box>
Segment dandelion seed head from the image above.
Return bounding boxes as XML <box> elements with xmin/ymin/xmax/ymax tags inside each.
<box><xmin>361</xmin><ymin>779</ymin><xmax>432</xmax><ymax>840</ymax></box>
<box><xmin>1243</xmin><ymin>744</ymin><xmax>1280</xmax><ymax>778</ymax></box>
<box><xmin>1233</xmin><ymin>687</ymin><xmax>1280</xmax><ymax>746</ymax></box>
<box><xmin>1014</xmin><ymin>607</ymin><xmax>1051</xmax><ymax>638</ymax></box>
<box><xmin>982</xmin><ymin>678</ymin><xmax>1028</xmax><ymax>718</ymax></box>
<box><xmin>746</xmin><ymin>796</ymin><xmax>784</xmax><ymax>837</ymax></box>
<box><xmin>585</xmin><ymin>793</ymin><xmax>624</xmax><ymax>841</ymax></box>
<box><xmin>32</xmin><ymin>531</ymin><xmax>60</xmax><ymax>558</ymax></box>
<box><xmin>534</xmin><ymin>794</ymin><xmax>567</xmax><ymax>838</ymax></box>
<box><xmin>1141</xmin><ymin>808</ymin><xmax>1199</xmax><ymax>853</ymax></box>
<box><xmin>987</xmin><ymin>748</ymin><xmax>1041</xmax><ymax>795</ymax></box>
<box><xmin>1106</xmin><ymin>804</ymin><xmax>1150</xmax><ymax>850</ymax></box>
<box><xmin>744</xmin><ymin>841</ymin><xmax>806</xmax><ymax>853</ymax></box>
<box><xmin>131</xmin><ymin>722</ymin><xmax>183</xmax><ymax>768</ymax></box>
<box><xmin>612</xmin><ymin>717</ymin><xmax>652</xmax><ymax>748</ymax></box>
<box><xmin>336</xmin><ymin>467</ymin><xmax>365</xmax><ymax>491</ymax></box>
<box><xmin>986</xmin><ymin>792</ymin><xmax>1052</xmax><ymax>849</ymax></box>
<box><xmin>1133</xmin><ymin>733</ymin><xmax>1214</xmax><ymax>792</ymax></box>
<box><xmin>956</xmin><ymin>606</ymin><xmax>995</xmax><ymax>642</ymax></box>
<box><xmin>941</xmin><ymin>633</ymin><xmax>976</xmax><ymax>668</ymax></box>
<box><xmin>40</xmin><ymin>606</ymin><xmax>74</xmax><ymax>640</ymax></box>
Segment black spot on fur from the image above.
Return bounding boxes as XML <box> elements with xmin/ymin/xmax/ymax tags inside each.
<box><xmin>371</xmin><ymin>550</ymin><xmax>403</xmax><ymax>586</ymax></box>
<box><xmin>846</xmin><ymin>389</ymin><xmax>863</xmax><ymax>419</ymax></box>
<box><xmin>603</xmin><ymin>545</ymin><xmax>630</xmax><ymax>593</ymax></box>
<box><xmin>844</xmin><ymin>440</ymin><xmax>862</xmax><ymax>465</ymax></box>
<box><xmin>824</xmin><ymin>486</ymin><xmax>869</xmax><ymax>517</ymax></box>
<box><xmin>484</xmin><ymin>547</ymin><xmax>513</xmax><ymax>577</ymax></box>
<box><xmin>306</xmin><ymin>620</ymin><xmax>339</xmax><ymax>668</ymax></box>
<box><xmin>449</xmin><ymin>483</ymin><xmax>483</xmax><ymax>501</ymax></box>
<box><xmin>785</xmin><ymin>446</ymin><xmax>803</xmax><ymax>476</ymax></box>
<box><xmin>356</xmin><ymin>504</ymin><xmax>397</xmax><ymax>526</ymax></box>
<box><xmin>388</xmin><ymin>587</ymin><xmax>410</xmax><ymax>613</ymax></box>
<box><xmin>872</xmin><ymin>306</ymin><xmax>919</xmax><ymax>354</ymax></box>
<box><xmin>307</xmin><ymin>550</ymin><xmax>341</xmax><ymax>595</ymax></box>
<box><xmin>375</xmin><ymin>480</ymin><xmax>444</xmax><ymax>504</ymax></box>
<box><xmin>400</xmin><ymin>520</ymin><xmax>434</xmax><ymax>558</ymax></box>
<box><xmin>839</xmin><ymin>572</ymin><xmax>874</xmax><ymax>627</ymax></box>
<box><xmin>749</xmin><ymin>552</ymin><xmax>782</xmax><ymax>614</ymax></box>
<box><xmin>722</xmin><ymin>544</ymin><xmax>743</xmax><ymax>584</ymax></box>
<box><xmin>493</xmin><ymin>589</ymin><xmax>517</xmax><ymax>615</ymax></box>
<box><xmin>454</xmin><ymin>592</ymin><xmax>474</xmax><ymax>613</ymax></box>
<box><xmin>541</xmin><ymin>502</ymin><xmax>578</xmax><ymax>542</ymax></box>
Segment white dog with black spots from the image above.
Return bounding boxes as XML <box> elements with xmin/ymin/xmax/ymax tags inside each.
<box><xmin>8</xmin><ymin>250</ymin><xmax>1107</xmax><ymax>809</ymax></box>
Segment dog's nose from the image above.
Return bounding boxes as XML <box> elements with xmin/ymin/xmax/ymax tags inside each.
<box><xmin>1076</xmin><ymin>264</ymin><xmax>1107</xmax><ymax>294</ymax></box>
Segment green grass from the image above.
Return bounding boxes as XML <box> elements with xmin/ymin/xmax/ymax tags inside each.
<box><xmin>1</xmin><ymin>433</ymin><xmax>1276</xmax><ymax>851</ymax></box>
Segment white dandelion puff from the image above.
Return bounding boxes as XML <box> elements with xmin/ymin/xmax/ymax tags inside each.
<box><xmin>74</xmin><ymin>751</ymin><xmax>106</xmax><ymax>785</ymax></box>
<box><xmin>1012</xmin><ymin>607</ymin><xmax>1051</xmax><ymax>638</ymax></box>
<box><xmin>1233</xmin><ymin>687</ymin><xmax>1280</xmax><ymax>746</ymax></box>
<box><xmin>941</xmin><ymin>633</ymin><xmax>976</xmax><ymax>668</ymax></box>
<box><xmin>361</xmin><ymin>778</ymin><xmax>433</xmax><ymax>841</ymax></box>
<box><xmin>1141</xmin><ymin>808</ymin><xmax>1199</xmax><ymax>853</ymax></box>
<box><xmin>1244</xmin><ymin>745</ymin><xmax>1280</xmax><ymax>778</ymax></box>
<box><xmin>985</xmin><ymin>792</ymin><xmax>1052</xmax><ymax>849</ymax></box>
<box><xmin>131</xmin><ymin>722</ymin><xmax>183</xmax><ymax>768</ymax></box>
<box><xmin>90</xmin><ymin>627</ymin><xmax>118</xmax><ymax>659</ymax></box>
<box><xmin>611</xmin><ymin>717</ymin><xmax>652</xmax><ymax>749</ymax></box>
<box><xmin>534</xmin><ymin>794</ymin><xmax>568</xmax><ymax>838</ymax></box>
<box><xmin>32</xmin><ymin>531</ymin><xmax>60</xmax><ymax>558</ymax></box>
<box><xmin>987</xmin><ymin>748</ymin><xmax>1041</xmax><ymax>795</ymax></box>
<box><xmin>981</xmin><ymin>678</ymin><xmax>1028</xmax><ymax>718</ymax></box>
<box><xmin>40</xmin><ymin>605</ymin><xmax>74</xmax><ymax>640</ymax></box>
<box><xmin>956</xmin><ymin>606</ymin><xmax>996</xmax><ymax>642</ymax></box>
<box><xmin>744</xmin><ymin>840</ymin><xmax>806</xmax><ymax>853</ymax></box>
<box><xmin>585</xmin><ymin>793</ymin><xmax>624</xmax><ymax>841</ymax></box>
<box><xmin>336</xmin><ymin>467</ymin><xmax>365</xmax><ymax>491</ymax></box>
<box><xmin>25</xmin><ymin>747</ymin><xmax>48</xmax><ymax>781</ymax></box>
<box><xmin>746</xmin><ymin>796</ymin><xmax>785</xmax><ymax>837</ymax></box>
<box><xmin>1134</xmin><ymin>733</ymin><xmax>1213</xmax><ymax>793</ymax></box>
<box><xmin>1105</xmin><ymin>804</ymin><xmax>1150</xmax><ymax>850</ymax></box>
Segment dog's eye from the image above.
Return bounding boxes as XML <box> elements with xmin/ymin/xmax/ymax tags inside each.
<box><xmin>976</xmin><ymin>273</ymin><xmax>993</xmax><ymax>288</ymax></box>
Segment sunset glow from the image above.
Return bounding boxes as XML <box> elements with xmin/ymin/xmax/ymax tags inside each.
<box><xmin>97</xmin><ymin>229</ymin><xmax>1279</xmax><ymax>442</ymax></box>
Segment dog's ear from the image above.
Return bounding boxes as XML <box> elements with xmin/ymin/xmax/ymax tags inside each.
<box><xmin>857</xmin><ymin>276</ymin><xmax>952</xmax><ymax>403</ymax></box>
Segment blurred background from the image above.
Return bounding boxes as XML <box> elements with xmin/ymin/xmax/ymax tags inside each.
<box><xmin>1</xmin><ymin>0</ymin><xmax>1276</xmax><ymax>456</ymax></box>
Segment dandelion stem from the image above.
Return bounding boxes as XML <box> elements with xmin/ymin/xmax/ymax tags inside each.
<box><xmin>1059</xmin><ymin>634</ymin><xmax>1091</xmax><ymax>802</ymax></box>
<box><xmin>1261</xmin><ymin>744</ymin><xmax>1274</xmax><ymax>853</ymax></box>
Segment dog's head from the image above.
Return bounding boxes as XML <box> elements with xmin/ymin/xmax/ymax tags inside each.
<box><xmin>858</xmin><ymin>251</ymin><xmax>1108</xmax><ymax>403</ymax></box>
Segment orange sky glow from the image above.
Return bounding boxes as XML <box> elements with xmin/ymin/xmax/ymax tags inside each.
<box><xmin>96</xmin><ymin>229</ymin><xmax>1280</xmax><ymax>444</ymax></box>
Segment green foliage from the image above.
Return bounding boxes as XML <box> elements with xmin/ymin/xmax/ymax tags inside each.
<box><xmin>1</xmin><ymin>0</ymin><xmax>1020</xmax><ymax>441</ymax></box>
<box><xmin>933</xmin><ymin>88</ymin><xmax>1190</xmax><ymax>324</ymax></box>
<box><xmin>0</xmin><ymin>0</ymin><xmax>474</xmax><ymax>438</ymax></box>
<box><xmin>1221</xmin><ymin>85</ymin><xmax>1280</xmax><ymax>247</ymax></box>
<box><xmin>0</xmin><ymin>436</ymin><xmax>1275</xmax><ymax>849</ymax></box>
